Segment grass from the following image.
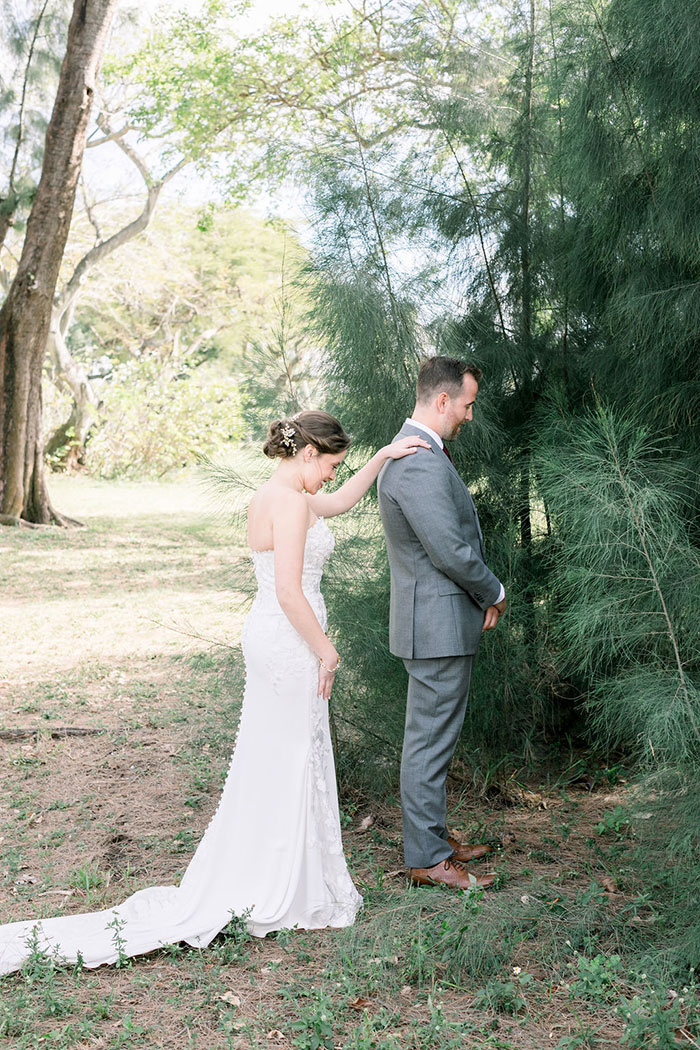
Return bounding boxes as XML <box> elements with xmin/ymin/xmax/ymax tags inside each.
<box><xmin>0</xmin><ymin>475</ymin><xmax>698</xmax><ymax>1049</ymax></box>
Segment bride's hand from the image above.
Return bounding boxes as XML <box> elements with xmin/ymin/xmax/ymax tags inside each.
<box><xmin>318</xmin><ymin>647</ymin><xmax>340</xmax><ymax>701</ymax></box>
<box><xmin>383</xmin><ymin>436</ymin><xmax>431</xmax><ymax>460</ymax></box>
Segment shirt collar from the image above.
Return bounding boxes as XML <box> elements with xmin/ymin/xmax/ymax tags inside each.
<box><xmin>405</xmin><ymin>418</ymin><xmax>443</xmax><ymax>449</ymax></box>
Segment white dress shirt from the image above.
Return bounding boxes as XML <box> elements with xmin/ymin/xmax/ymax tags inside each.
<box><xmin>405</xmin><ymin>417</ymin><xmax>444</xmax><ymax>448</ymax></box>
<box><xmin>404</xmin><ymin>418</ymin><xmax>505</xmax><ymax>605</ymax></box>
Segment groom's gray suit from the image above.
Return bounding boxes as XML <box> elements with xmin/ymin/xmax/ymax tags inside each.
<box><xmin>377</xmin><ymin>421</ymin><xmax>502</xmax><ymax>868</ymax></box>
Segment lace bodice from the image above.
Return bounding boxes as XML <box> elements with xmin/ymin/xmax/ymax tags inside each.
<box><xmin>250</xmin><ymin>518</ymin><xmax>335</xmax><ymax>604</ymax></box>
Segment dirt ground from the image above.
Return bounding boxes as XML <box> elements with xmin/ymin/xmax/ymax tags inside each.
<box><xmin>0</xmin><ymin>477</ymin><xmax>695</xmax><ymax>1049</ymax></box>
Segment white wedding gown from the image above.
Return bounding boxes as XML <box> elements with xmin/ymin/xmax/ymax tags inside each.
<box><xmin>0</xmin><ymin>518</ymin><xmax>362</xmax><ymax>975</ymax></box>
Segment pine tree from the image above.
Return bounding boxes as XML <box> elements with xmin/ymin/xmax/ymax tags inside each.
<box><xmin>554</xmin><ymin>0</ymin><xmax>700</xmax><ymax>470</ymax></box>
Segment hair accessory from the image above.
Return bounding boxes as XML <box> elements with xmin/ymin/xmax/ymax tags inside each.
<box><xmin>280</xmin><ymin>423</ymin><xmax>297</xmax><ymax>455</ymax></box>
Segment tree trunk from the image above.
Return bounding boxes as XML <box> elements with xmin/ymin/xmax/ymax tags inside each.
<box><xmin>518</xmin><ymin>0</ymin><xmax>536</xmax><ymax>551</ymax></box>
<box><xmin>45</xmin><ymin>315</ymin><xmax>102</xmax><ymax>470</ymax></box>
<box><xmin>0</xmin><ymin>0</ymin><xmax>117</xmax><ymax>524</ymax></box>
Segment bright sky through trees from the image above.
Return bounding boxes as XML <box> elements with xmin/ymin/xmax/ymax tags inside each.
<box><xmin>140</xmin><ymin>0</ymin><xmax>347</xmax><ymax>30</ymax></box>
<box><xmin>103</xmin><ymin>0</ymin><xmax>354</xmax><ymax>223</ymax></box>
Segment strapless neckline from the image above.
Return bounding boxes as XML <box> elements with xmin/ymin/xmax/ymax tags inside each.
<box><xmin>249</xmin><ymin>516</ymin><xmax>325</xmax><ymax>556</ymax></box>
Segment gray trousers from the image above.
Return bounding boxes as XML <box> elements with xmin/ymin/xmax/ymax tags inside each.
<box><xmin>400</xmin><ymin>654</ymin><xmax>474</xmax><ymax>868</ymax></box>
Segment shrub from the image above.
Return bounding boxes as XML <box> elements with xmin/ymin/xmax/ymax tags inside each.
<box><xmin>86</xmin><ymin>357</ymin><xmax>243</xmax><ymax>478</ymax></box>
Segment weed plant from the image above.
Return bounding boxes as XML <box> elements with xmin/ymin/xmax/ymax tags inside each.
<box><xmin>326</xmin><ymin>877</ymin><xmax>623</xmax><ymax>995</ymax></box>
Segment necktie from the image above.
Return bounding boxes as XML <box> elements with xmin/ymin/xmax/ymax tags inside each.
<box><xmin>443</xmin><ymin>444</ymin><xmax>453</xmax><ymax>463</ymax></box>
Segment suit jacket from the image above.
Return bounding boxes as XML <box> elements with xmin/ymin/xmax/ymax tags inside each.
<box><xmin>377</xmin><ymin>422</ymin><xmax>502</xmax><ymax>659</ymax></box>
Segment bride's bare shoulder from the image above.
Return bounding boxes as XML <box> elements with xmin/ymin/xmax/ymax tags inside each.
<box><xmin>248</xmin><ymin>482</ymin><xmax>308</xmax><ymax>522</ymax></box>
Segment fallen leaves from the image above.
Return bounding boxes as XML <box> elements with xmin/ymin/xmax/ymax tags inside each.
<box><xmin>348</xmin><ymin>996</ymin><xmax>373</xmax><ymax>1011</ymax></box>
<box><xmin>218</xmin><ymin>991</ymin><xmax>241</xmax><ymax>1007</ymax></box>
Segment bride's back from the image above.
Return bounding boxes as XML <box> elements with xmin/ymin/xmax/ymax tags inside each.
<box><xmin>247</xmin><ymin>481</ymin><xmax>312</xmax><ymax>553</ymax></box>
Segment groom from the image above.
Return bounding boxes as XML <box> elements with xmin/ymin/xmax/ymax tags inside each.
<box><xmin>377</xmin><ymin>356</ymin><xmax>506</xmax><ymax>891</ymax></box>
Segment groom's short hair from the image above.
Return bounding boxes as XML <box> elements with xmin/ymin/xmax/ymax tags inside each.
<box><xmin>416</xmin><ymin>356</ymin><xmax>483</xmax><ymax>403</ymax></box>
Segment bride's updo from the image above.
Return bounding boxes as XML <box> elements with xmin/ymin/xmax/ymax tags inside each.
<box><xmin>263</xmin><ymin>411</ymin><xmax>351</xmax><ymax>459</ymax></box>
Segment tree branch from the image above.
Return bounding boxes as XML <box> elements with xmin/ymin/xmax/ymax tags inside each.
<box><xmin>439</xmin><ymin>124</ymin><xmax>510</xmax><ymax>347</ymax></box>
<box><xmin>8</xmin><ymin>0</ymin><xmax>51</xmax><ymax>194</ymax></box>
<box><xmin>351</xmin><ymin>111</ymin><xmax>412</xmax><ymax>384</ymax></box>
<box><xmin>85</xmin><ymin>123</ymin><xmax>133</xmax><ymax>148</ymax></box>
<box><xmin>57</xmin><ymin>117</ymin><xmax>188</xmax><ymax>330</ymax></box>
<box><xmin>80</xmin><ymin>175</ymin><xmax>103</xmax><ymax>242</ymax></box>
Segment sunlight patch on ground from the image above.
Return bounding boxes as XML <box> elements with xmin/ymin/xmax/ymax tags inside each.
<box><xmin>47</xmin><ymin>473</ymin><xmax>219</xmax><ymax>520</ymax></box>
<box><xmin>1</xmin><ymin>477</ymin><xmax>247</xmax><ymax>688</ymax></box>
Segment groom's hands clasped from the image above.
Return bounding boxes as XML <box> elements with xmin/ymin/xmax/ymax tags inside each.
<box><xmin>482</xmin><ymin>596</ymin><xmax>507</xmax><ymax>632</ymax></box>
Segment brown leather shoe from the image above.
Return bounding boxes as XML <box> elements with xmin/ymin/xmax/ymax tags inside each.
<box><xmin>409</xmin><ymin>857</ymin><xmax>496</xmax><ymax>890</ymax></box>
<box><xmin>447</xmin><ymin>835</ymin><xmax>492</xmax><ymax>864</ymax></box>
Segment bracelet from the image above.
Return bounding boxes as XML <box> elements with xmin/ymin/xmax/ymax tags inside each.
<box><xmin>320</xmin><ymin>656</ymin><xmax>341</xmax><ymax>673</ymax></box>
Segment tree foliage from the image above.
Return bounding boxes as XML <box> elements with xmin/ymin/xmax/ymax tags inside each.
<box><xmin>84</xmin><ymin>355</ymin><xmax>242</xmax><ymax>478</ymax></box>
<box><xmin>0</xmin><ymin>0</ymin><xmax>68</xmax><ymax>250</ymax></box>
<box><xmin>538</xmin><ymin>405</ymin><xmax>700</xmax><ymax>766</ymax></box>
<box><xmin>295</xmin><ymin>0</ymin><xmax>700</xmax><ymax>974</ymax></box>
<box><xmin>43</xmin><ymin>205</ymin><xmax>314</xmax><ymax>474</ymax></box>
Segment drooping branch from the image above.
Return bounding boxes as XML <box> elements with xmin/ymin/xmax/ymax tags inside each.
<box><xmin>273</xmin><ymin>239</ymin><xmax>302</xmax><ymax>406</ymax></box>
<box><xmin>520</xmin><ymin>0</ymin><xmax>536</xmax><ymax>364</ymax></box>
<box><xmin>441</xmin><ymin>126</ymin><xmax>510</xmax><ymax>346</ymax></box>
<box><xmin>354</xmin><ymin>131</ymin><xmax>412</xmax><ymax>384</ymax></box>
<box><xmin>515</xmin><ymin>0</ymin><xmax>537</xmax><ymax>555</ymax></box>
<box><xmin>0</xmin><ymin>0</ymin><xmax>52</xmax><ymax>250</ymax></box>
<box><xmin>58</xmin><ymin>114</ymin><xmax>188</xmax><ymax>332</ymax></box>
<box><xmin>590</xmin><ymin>4</ymin><xmax>656</xmax><ymax>207</ymax></box>
<box><xmin>547</xmin><ymin>0</ymin><xmax>569</xmax><ymax>373</ymax></box>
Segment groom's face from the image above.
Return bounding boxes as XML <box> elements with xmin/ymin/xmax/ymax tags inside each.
<box><xmin>442</xmin><ymin>374</ymin><xmax>478</xmax><ymax>441</ymax></box>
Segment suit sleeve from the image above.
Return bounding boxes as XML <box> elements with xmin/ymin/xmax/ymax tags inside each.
<box><xmin>393</xmin><ymin>452</ymin><xmax>502</xmax><ymax>610</ymax></box>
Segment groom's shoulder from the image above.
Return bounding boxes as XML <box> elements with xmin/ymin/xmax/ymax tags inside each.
<box><xmin>389</xmin><ymin>424</ymin><xmax>437</xmax><ymax>459</ymax></box>
<box><xmin>380</xmin><ymin>431</ymin><xmax>436</xmax><ymax>491</ymax></box>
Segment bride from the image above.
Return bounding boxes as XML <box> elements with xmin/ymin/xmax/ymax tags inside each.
<box><xmin>0</xmin><ymin>411</ymin><xmax>428</xmax><ymax>975</ymax></box>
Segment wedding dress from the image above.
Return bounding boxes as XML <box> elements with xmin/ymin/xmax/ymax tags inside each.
<box><xmin>0</xmin><ymin>517</ymin><xmax>362</xmax><ymax>975</ymax></box>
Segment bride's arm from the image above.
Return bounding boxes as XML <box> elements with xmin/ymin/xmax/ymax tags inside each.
<box><xmin>273</xmin><ymin>493</ymin><xmax>338</xmax><ymax>670</ymax></box>
<box><xmin>306</xmin><ymin>436</ymin><xmax>430</xmax><ymax>518</ymax></box>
